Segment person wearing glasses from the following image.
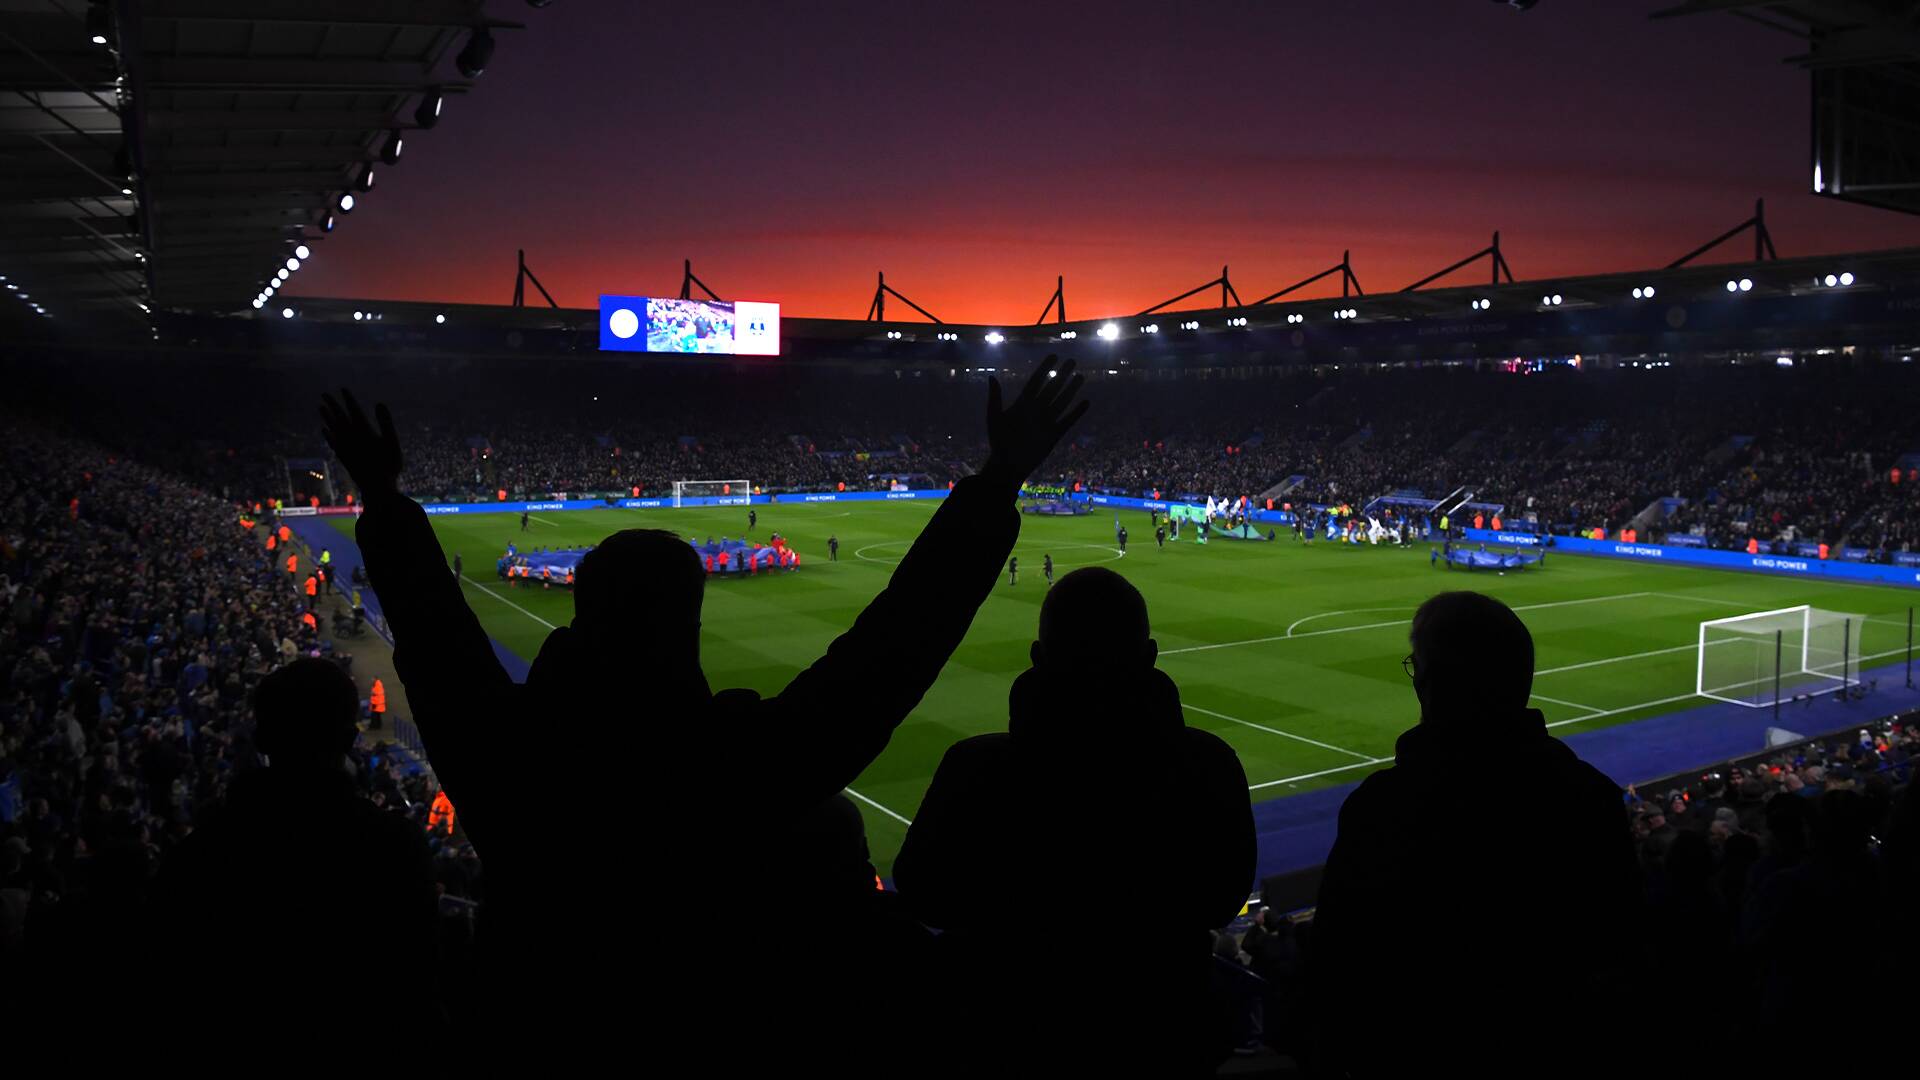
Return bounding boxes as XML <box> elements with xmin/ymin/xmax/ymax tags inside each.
<box><xmin>1306</xmin><ymin>590</ymin><xmax>1639</xmax><ymax>1075</ymax></box>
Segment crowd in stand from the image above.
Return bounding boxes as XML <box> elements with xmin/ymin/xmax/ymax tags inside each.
<box><xmin>12</xmin><ymin>352</ymin><xmax>1920</xmax><ymax>554</ymax></box>
<box><xmin>0</xmin><ymin>421</ymin><xmax>480</xmax><ymax>989</ymax></box>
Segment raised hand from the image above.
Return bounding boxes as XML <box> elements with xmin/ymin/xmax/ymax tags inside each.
<box><xmin>983</xmin><ymin>355</ymin><xmax>1089</xmax><ymax>484</ymax></box>
<box><xmin>319</xmin><ymin>389</ymin><xmax>403</xmax><ymax>498</ymax></box>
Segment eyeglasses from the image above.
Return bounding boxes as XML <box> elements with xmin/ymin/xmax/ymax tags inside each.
<box><xmin>1402</xmin><ymin>654</ymin><xmax>1417</xmax><ymax>679</ymax></box>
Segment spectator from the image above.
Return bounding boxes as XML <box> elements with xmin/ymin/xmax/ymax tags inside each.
<box><xmin>895</xmin><ymin>567</ymin><xmax>1255</xmax><ymax>1072</ymax></box>
<box><xmin>1308</xmin><ymin>591</ymin><xmax>1639</xmax><ymax>1074</ymax></box>
<box><xmin>321</xmin><ymin>359</ymin><xmax>1086</xmax><ymax>1053</ymax></box>
<box><xmin>148</xmin><ymin>659</ymin><xmax>438</xmax><ymax>1044</ymax></box>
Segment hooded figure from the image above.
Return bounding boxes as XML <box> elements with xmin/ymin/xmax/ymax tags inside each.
<box><xmin>896</xmin><ymin>567</ymin><xmax>1254</xmax><ymax>1073</ymax></box>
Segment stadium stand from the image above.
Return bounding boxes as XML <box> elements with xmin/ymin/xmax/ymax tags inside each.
<box><xmin>0</xmin><ymin>419</ymin><xmax>481</xmax><ymax>1027</ymax></box>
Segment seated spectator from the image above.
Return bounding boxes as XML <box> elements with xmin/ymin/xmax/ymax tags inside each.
<box><xmin>149</xmin><ymin>659</ymin><xmax>438</xmax><ymax>1044</ymax></box>
<box><xmin>895</xmin><ymin>566</ymin><xmax>1255</xmax><ymax>1072</ymax></box>
<box><xmin>1307</xmin><ymin>591</ymin><xmax>1639</xmax><ymax>1075</ymax></box>
<box><xmin>1745</xmin><ymin>789</ymin><xmax>1897</xmax><ymax>1032</ymax></box>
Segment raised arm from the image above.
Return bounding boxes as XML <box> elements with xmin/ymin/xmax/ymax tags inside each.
<box><xmin>321</xmin><ymin>390</ymin><xmax>515</xmax><ymax>846</ymax></box>
<box><xmin>748</xmin><ymin>357</ymin><xmax>1090</xmax><ymax>801</ymax></box>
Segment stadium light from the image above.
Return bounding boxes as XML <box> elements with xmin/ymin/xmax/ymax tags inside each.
<box><xmin>1059</xmin><ymin>330</ymin><xmax>1077</xmax><ymax>340</ymax></box>
<box><xmin>1824</xmin><ymin>274</ymin><xmax>1838</xmax><ymax>287</ymax></box>
<box><xmin>252</xmin><ymin>299</ymin><xmax>263</xmax><ymax>309</ymax></box>
<box><xmin>456</xmin><ymin>27</ymin><xmax>496</xmax><ymax>78</ymax></box>
<box><xmin>1725</xmin><ymin>280</ymin><xmax>1738</xmax><ymax>293</ymax></box>
<box><xmin>353</xmin><ymin>311</ymin><xmax>363</xmax><ymax>321</ymax></box>
<box><xmin>120</xmin><ymin>186</ymin><xmax>132</xmax><ymax>196</ymax></box>
<box><xmin>380</xmin><ymin>131</ymin><xmax>405</xmax><ymax>166</ymax></box>
<box><xmin>355</xmin><ymin>166</ymin><xmax>375</xmax><ymax>192</ymax></box>
<box><xmin>1813</xmin><ymin>162</ymin><xmax>1823</xmax><ymax>193</ymax></box>
<box><xmin>87</xmin><ymin>4</ymin><xmax>109</xmax><ymax>45</ymax></box>
<box><xmin>276</xmin><ymin>268</ymin><xmax>289</xmax><ymax>281</ymax></box>
<box><xmin>436</xmin><ymin>314</ymin><xmax>447</xmax><ymax>324</ymax></box>
<box><xmin>286</xmin><ymin>257</ymin><xmax>300</xmax><ymax>272</ymax></box>
<box><xmin>281</xmin><ymin>307</ymin><xmax>294</xmax><ymax>319</ymax></box>
<box><xmin>1739</xmin><ymin>278</ymin><xmax>1753</xmax><ymax>292</ymax></box>
<box><xmin>294</xmin><ymin>244</ymin><xmax>310</xmax><ymax>260</ymax></box>
<box><xmin>1840</xmin><ymin>272</ymin><xmax>1854</xmax><ymax>286</ymax></box>
<box><xmin>1140</xmin><ymin>324</ymin><xmax>1159</xmax><ymax>334</ymax></box>
<box><xmin>984</xmin><ymin>331</ymin><xmax>1004</xmax><ymax>344</ymax></box>
<box><xmin>1097</xmin><ymin>322</ymin><xmax>1120</xmax><ymax>341</ymax></box>
<box><xmin>1552</xmin><ymin>294</ymin><xmax>1563</xmax><ymax>305</ymax></box>
<box><xmin>1227</xmin><ymin>316</ymin><xmax>1248</xmax><ymax>327</ymax></box>
<box><xmin>322</xmin><ymin>215</ymin><xmax>335</xmax><ymax>233</ymax></box>
<box><xmin>336</xmin><ymin>192</ymin><xmax>355</xmax><ymax>213</ymax></box>
<box><xmin>415</xmin><ymin>90</ymin><xmax>444</xmax><ymax>129</ymax></box>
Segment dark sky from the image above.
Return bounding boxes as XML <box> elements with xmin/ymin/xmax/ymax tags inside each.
<box><xmin>288</xmin><ymin>1</ymin><xmax>1920</xmax><ymax>324</ymax></box>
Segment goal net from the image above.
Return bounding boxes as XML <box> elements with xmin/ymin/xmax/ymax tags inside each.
<box><xmin>671</xmin><ymin>480</ymin><xmax>752</xmax><ymax>508</ymax></box>
<box><xmin>1696</xmin><ymin>605</ymin><xmax>1861</xmax><ymax>708</ymax></box>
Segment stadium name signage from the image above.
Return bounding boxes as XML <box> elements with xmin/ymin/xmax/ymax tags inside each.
<box><xmin>415</xmin><ymin>490</ymin><xmax>956</xmax><ymax>515</ymax></box>
<box><xmin>1465</xmin><ymin>528</ymin><xmax>1920</xmax><ymax>588</ymax></box>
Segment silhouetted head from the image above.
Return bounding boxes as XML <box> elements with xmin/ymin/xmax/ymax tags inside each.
<box><xmin>1031</xmin><ymin>567</ymin><xmax>1155</xmax><ymax>672</ymax></box>
<box><xmin>1407</xmin><ymin>591</ymin><xmax>1533</xmax><ymax>721</ymax></box>
<box><xmin>573</xmin><ymin>529</ymin><xmax>705</xmax><ymax>651</ymax></box>
<box><xmin>253</xmin><ymin>658</ymin><xmax>358</xmax><ymax>771</ymax></box>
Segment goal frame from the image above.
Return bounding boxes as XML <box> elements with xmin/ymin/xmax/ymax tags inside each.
<box><xmin>671</xmin><ymin>479</ymin><xmax>753</xmax><ymax>509</ymax></box>
<box><xmin>1696</xmin><ymin>604</ymin><xmax>1852</xmax><ymax>708</ymax></box>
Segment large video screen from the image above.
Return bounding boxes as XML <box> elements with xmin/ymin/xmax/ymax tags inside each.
<box><xmin>598</xmin><ymin>294</ymin><xmax>780</xmax><ymax>356</ymax></box>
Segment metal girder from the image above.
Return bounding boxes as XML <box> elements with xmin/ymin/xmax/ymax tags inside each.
<box><xmin>149</xmin><ymin>170</ymin><xmax>355</xmax><ymax>194</ymax></box>
<box><xmin>146</xmin><ymin>0</ymin><xmax>521</xmax><ymax>32</ymax></box>
<box><xmin>146</xmin><ymin>56</ymin><xmax>466</xmax><ymax>92</ymax></box>
<box><xmin>148</xmin><ymin>108</ymin><xmax>425</xmax><ymax>131</ymax></box>
<box><xmin>149</xmin><ymin>142</ymin><xmax>378</xmax><ymax>167</ymax></box>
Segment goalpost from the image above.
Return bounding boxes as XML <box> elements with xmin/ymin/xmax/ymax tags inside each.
<box><xmin>671</xmin><ymin>479</ymin><xmax>753</xmax><ymax>508</ymax></box>
<box><xmin>1696</xmin><ymin>605</ymin><xmax>1861</xmax><ymax>708</ymax></box>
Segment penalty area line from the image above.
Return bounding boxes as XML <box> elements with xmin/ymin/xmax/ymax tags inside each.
<box><xmin>1181</xmin><ymin>703</ymin><xmax>1376</xmax><ymax>761</ymax></box>
<box><xmin>845</xmin><ymin>787</ymin><xmax>913</xmax><ymax>826</ymax></box>
<box><xmin>459</xmin><ymin>573</ymin><xmax>559</xmax><ymax>630</ymax></box>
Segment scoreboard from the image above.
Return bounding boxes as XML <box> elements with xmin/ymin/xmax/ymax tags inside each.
<box><xmin>598</xmin><ymin>295</ymin><xmax>780</xmax><ymax>356</ymax></box>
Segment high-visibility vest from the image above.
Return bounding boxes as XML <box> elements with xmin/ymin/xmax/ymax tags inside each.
<box><xmin>320</xmin><ymin>550</ymin><xmax>331</xmax><ymax>565</ymax></box>
<box><xmin>301</xmin><ymin>612</ymin><xmax>317</xmax><ymax>630</ymax></box>
<box><xmin>352</xmin><ymin>589</ymin><xmax>363</xmax><ymax>609</ymax></box>
<box><xmin>304</xmin><ymin>576</ymin><xmax>317</xmax><ymax>596</ymax></box>
<box><xmin>1747</xmin><ymin>538</ymin><xmax>1760</xmax><ymax>555</ymax></box>
<box><xmin>286</xmin><ymin>555</ymin><xmax>298</xmax><ymax>574</ymax></box>
<box><xmin>428</xmin><ymin>791</ymin><xmax>455</xmax><ymax>833</ymax></box>
<box><xmin>266</xmin><ymin>534</ymin><xmax>277</xmax><ymax>551</ymax></box>
<box><xmin>278</xmin><ymin>526</ymin><xmax>291</xmax><ymax>542</ymax></box>
<box><xmin>370</xmin><ymin>678</ymin><xmax>387</xmax><ymax>712</ymax></box>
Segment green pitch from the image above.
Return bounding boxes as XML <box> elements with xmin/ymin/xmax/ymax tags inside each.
<box><xmin>333</xmin><ymin>504</ymin><xmax>1917</xmax><ymax>875</ymax></box>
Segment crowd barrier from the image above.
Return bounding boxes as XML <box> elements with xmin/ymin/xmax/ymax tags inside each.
<box><xmin>1461</xmin><ymin>528</ymin><xmax>1920</xmax><ymax>588</ymax></box>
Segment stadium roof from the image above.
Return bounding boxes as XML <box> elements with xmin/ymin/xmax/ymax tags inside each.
<box><xmin>0</xmin><ymin>1</ymin><xmax>515</xmax><ymax>332</ymax></box>
<box><xmin>1654</xmin><ymin>1</ymin><xmax>1920</xmax><ymax>215</ymax></box>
